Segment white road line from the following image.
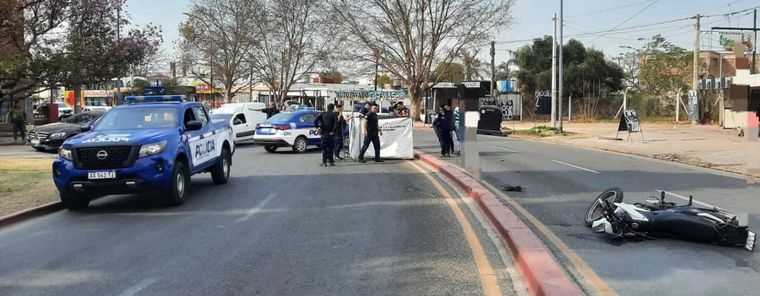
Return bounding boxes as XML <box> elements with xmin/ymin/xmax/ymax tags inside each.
<box><xmin>237</xmin><ymin>193</ymin><xmax>276</xmax><ymax>222</ymax></box>
<box><xmin>552</xmin><ymin>160</ymin><xmax>600</xmax><ymax>174</ymax></box>
<box><xmin>490</xmin><ymin>145</ymin><xmax>518</xmax><ymax>153</ymax></box>
<box><xmin>117</xmin><ymin>278</ymin><xmax>158</xmax><ymax>296</ymax></box>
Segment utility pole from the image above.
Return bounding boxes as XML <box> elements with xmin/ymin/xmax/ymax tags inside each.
<box><xmin>692</xmin><ymin>14</ymin><xmax>700</xmax><ymax>125</ymax></box>
<box><xmin>490</xmin><ymin>41</ymin><xmax>496</xmax><ymax>97</ymax></box>
<box><xmin>551</xmin><ymin>14</ymin><xmax>557</xmax><ymax>128</ymax></box>
<box><xmin>374</xmin><ymin>49</ymin><xmax>379</xmax><ymax>100</ymax></box>
<box><xmin>558</xmin><ymin>0</ymin><xmax>564</xmax><ymax>132</ymax></box>
<box><xmin>115</xmin><ymin>6</ymin><xmax>121</xmax><ymax>106</ymax></box>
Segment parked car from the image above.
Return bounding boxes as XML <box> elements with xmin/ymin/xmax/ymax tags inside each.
<box><xmin>209</xmin><ymin>102</ymin><xmax>267</xmax><ymax>143</ymax></box>
<box><xmin>252</xmin><ymin>110</ymin><xmax>321</xmax><ymax>153</ymax></box>
<box><xmin>27</xmin><ymin>111</ymin><xmax>104</xmax><ymax>151</ymax></box>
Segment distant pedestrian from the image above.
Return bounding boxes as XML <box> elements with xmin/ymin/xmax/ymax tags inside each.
<box><xmin>394</xmin><ymin>101</ymin><xmax>409</xmax><ymax>117</ymax></box>
<box><xmin>433</xmin><ymin>103</ymin><xmax>453</xmax><ymax>157</ymax></box>
<box><xmin>261</xmin><ymin>102</ymin><xmax>280</xmax><ymax>119</ymax></box>
<box><xmin>334</xmin><ymin>104</ymin><xmax>347</xmax><ymax>160</ymax></box>
<box><xmin>360</xmin><ymin>102</ymin><xmax>370</xmax><ymax>116</ymax></box>
<box><xmin>315</xmin><ymin>103</ymin><xmax>338</xmax><ymax>166</ymax></box>
<box><xmin>358</xmin><ymin>104</ymin><xmax>383</xmax><ymax>163</ymax></box>
<box><xmin>9</xmin><ymin>103</ymin><xmax>26</xmax><ymax>142</ymax></box>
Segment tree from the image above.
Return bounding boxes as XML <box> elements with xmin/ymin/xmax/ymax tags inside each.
<box><xmin>180</xmin><ymin>0</ymin><xmax>257</xmax><ymax>103</ymax></box>
<box><xmin>319</xmin><ymin>71</ymin><xmax>343</xmax><ymax>84</ymax></box>
<box><xmin>637</xmin><ymin>35</ymin><xmax>692</xmax><ymax>98</ymax></box>
<box><xmin>460</xmin><ymin>49</ymin><xmax>486</xmax><ymax>81</ymax></box>
<box><xmin>433</xmin><ymin>62</ymin><xmax>464</xmax><ymax>84</ymax></box>
<box><xmin>375</xmin><ymin>74</ymin><xmax>392</xmax><ymax>87</ymax></box>
<box><xmin>331</xmin><ymin>0</ymin><xmax>515</xmax><ymax>120</ymax></box>
<box><xmin>248</xmin><ymin>0</ymin><xmax>334</xmax><ymax>104</ymax></box>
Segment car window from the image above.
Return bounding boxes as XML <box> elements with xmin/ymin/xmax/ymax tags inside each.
<box><xmin>234</xmin><ymin>113</ymin><xmax>246</xmax><ymax>125</ymax></box>
<box><xmin>193</xmin><ymin>106</ymin><xmax>209</xmax><ymax>127</ymax></box>
<box><xmin>183</xmin><ymin>108</ymin><xmax>197</xmax><ymax>128</ymax></box>
<box><xmin>94</xmin><ymin>107</ymin><xmax>177</xmax><ymax>130</ymax></box>
<box><xmin>302</xmin><ymin>114</ymin><xmax>316</xmax><ymax>123</ymax></box>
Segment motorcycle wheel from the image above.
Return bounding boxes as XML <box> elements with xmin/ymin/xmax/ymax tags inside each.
<box><xmin>585</xmin><ymin>187</ymin><xmax>624</xmax><ymax>227</ymax></box>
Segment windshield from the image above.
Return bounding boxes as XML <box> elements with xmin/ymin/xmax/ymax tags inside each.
<box><xmin>93</xmin><ymin>106</ymin><xmax>177</xmax><ymax>130</ymax></box>
<box><xmin>267</xmin><ymin>112</ymin><xmax>294</xmax><ymax>122</ymax></box>
<box><xmin>61</xmin><ymin>113</ymin><xmax>98</xmax><ymax>124</ymax></box>
<box><xmin>210</xmin><ymin>113</ymin><xmax>232</xmax><ymax>122</ymax></box>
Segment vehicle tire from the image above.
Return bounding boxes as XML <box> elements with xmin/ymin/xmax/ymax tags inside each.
<box><xmin>211</xmin><ymin>148</ymin><xmax>231</xmax><ymax>185</ymax></box>
<box><xmin>264</xmin><ymin>145</ymin><xmax>277</xmax><ymax>153</ymax></box>
<box><xmin>585</xmin><ymin>187</ymin><xmax>624</xmax><ymax>227</ymax></box>
<box><xmin>60</xmin><ymin>192</ymin><xmax>89</xmax><ymax>211</ymax></box>
<box><xmin>165</xmin><ymin>160</ymin><xmax>190</xmax><ymax>206</ymax></box>
<box><xmin>292</xmin><ymin>136</ymin><xmax>308</xmax><ymax>153</ymax></box>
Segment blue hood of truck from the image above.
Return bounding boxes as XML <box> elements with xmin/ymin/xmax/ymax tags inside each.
<box><xmin>64</xmin><ymin>129</ymin><xmax>179</xmax><ymax>147</ymax></box>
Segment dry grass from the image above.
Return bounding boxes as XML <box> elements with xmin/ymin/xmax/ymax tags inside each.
<box><xmin>0</xmin><ymin>157</ymin><xmax>58</xmax><ymax>217</ymax></box>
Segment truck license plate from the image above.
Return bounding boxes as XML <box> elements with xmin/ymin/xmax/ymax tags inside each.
<box><xmin>88</xmin><ymin>171</ymin><xmax>116</xmax><ymax>180</ymax></box>
<box><xmin>746</xmin><ymin>231</ymin><xmax>756</xmax><ymax>252</ymax></box>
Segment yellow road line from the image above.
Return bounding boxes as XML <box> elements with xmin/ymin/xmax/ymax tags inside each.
<box><xmin>480</xmin><ymin>181</ymin><xmax>618</xmax><ymax>296</ymax></box>
<box><xmin>408</xmin><ymin>161</ymin><xmax>502</xmax><ymax>296</ymax></box>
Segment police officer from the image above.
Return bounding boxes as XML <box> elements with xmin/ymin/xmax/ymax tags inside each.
<box><xmin>334</xmin><ymin>104</ymin><xmax>347</xmax><ymax>160</ymax></box>
<box><xmin>433</xmin><ymin>103</ymin><xmax>453</xmax><ymax>157</ymax></box>
<box><xmin>358</xmin><ymin>104</ymin><xmax>383</xmax><ymax>163</ymax></box>
<box><xmin>315</xmin><ymin>103</ymin><xmax>338</xmax><ymax>166</ymax></box>
<box><xmin>260</xmin><ymin>101</ymin><xmax>280</xmax><ymax>119</ymax></box>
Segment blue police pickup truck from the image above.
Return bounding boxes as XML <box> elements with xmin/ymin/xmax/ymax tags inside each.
<box><xmin>52</xmin><ymin>95</ymin><xmax>235</xmax><ymax>210</ymax></box>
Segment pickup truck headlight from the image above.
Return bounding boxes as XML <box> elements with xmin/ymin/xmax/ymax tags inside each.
<box><xmin>138</xmin><ymin>140</ymin><xmax>167</xmax><ymax>158</ymax></box>
<box><xmin>58</xmin><ymin>147</ymin><xmax>72</xmax><ymax>160</ymax></box>
<box><xmin>49</xmin><ymin>132</ymin><xmax>66</xmax><ymax>139</ymax></box>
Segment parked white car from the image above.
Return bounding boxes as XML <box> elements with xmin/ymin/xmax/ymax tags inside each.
<box><xmin>210</xmin><ymin>102</ymin><xmax>268</xmax><ymax>142</ymax></box>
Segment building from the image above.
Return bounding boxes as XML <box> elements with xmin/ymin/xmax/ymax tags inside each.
<box><xmin>699</xmin><ymin>50</ymin><xmax>760</xmax><ymax>78</ymax></box>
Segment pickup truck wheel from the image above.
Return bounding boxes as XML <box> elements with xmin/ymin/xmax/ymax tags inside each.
<box><xmin>60</xmin><ymin>192</ymin><xmax>89</xmax><ymax>211</ymax></box>
<box><xmin>165</xmin><ymin>160</ymin><xmax>189</xmax><ymax>206</ymax></box>
<box><xmin>211</xmin><ymin>148</ymin><xmax>231</xmax><ymax>185</ymax></box>
<box><xmin>293</xmin><ymin>136</ymin><xmax>308</xmax><ymax>153</ymax></box>
<box><xmin>264</xmin><ymin>145</ymin><xmax>277</xmax><ymax>153</ymax></box>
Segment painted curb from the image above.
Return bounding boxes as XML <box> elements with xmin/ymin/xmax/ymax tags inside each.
<box><xmin>0</xmin><ymin>202</ymin><xmax>63</xmax><ymax>229</ymax></box>
<box><xmin>414</xmin><ymin>150</ymin><xmax>581</xmax><ymax>296</ymax></box>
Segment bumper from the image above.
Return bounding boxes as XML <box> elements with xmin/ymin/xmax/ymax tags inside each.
<box><xmin>52</xmin><ymin>152</ymin><xmax>175</xmax><ymax>197</ymax></box>
<box><xmin>27</xmin><ymin>138</ymin><xmax>65</xmax><ymax>150</ymax></box>
<box><xmin>253</xmin><ymin>134</ymin><xmax>294</xmax><ymax>147</ymax></box>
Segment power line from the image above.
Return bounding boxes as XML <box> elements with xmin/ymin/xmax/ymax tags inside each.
<box><xmin>587</xmin><ymin>0</ymin><xmax>660</xmax><ymax>43</ymax></box>
<box><xmin>565</xmin><ymin>0</ymin><xmax>655</xmax><ymax>18</ymax></box>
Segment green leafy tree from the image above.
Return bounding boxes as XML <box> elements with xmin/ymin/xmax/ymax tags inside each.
<box><xmin>433</xmin><ymin>62</ymin><xmax>465</xmax><ymax>84</ymax></box>
<box><xmin>375</xmin><ymin>74</ymin><xmax>392</xmax><ymax>87</ymax></box>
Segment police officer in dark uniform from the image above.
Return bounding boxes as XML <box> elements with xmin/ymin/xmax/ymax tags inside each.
<box><xmin>358</xmin><ymin>104</ymin><xmax>383</xmax><ymax>163</ymax></box>
<box><xmin>315</xmin><ymin>103</ymin><xmax>338</xmax><ymax>166</ymax></box>
<box><xmin>260</xmin><ymin>101</ymin><xmax>280</xmax><ymax>119</ymax></box>
<box><xmin>334</xmin><ymin>104</ymin><xmax>347</xmax><ymax>160</ymax></box>
<box><xmin>433</xmin><ymin>103</ymin><xmax>453</xmax><ymax>157</ymax></box>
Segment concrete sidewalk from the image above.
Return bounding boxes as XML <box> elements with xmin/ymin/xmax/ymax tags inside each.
<box><xmin>497</xmin><ymin>121</ymin><xmax>759</xmax><ymax>178</ymax></box>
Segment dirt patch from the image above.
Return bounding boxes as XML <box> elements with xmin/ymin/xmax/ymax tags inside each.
<box><xmin>0</xmin><ymin>157</ymin><xmax>58</xmax><ymax>217</ymax></box>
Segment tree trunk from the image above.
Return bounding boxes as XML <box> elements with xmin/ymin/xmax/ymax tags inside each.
<box><xmin>408</xmin><ymin>83</ymin><xmax>423</xmax><ymax>122</ymax></box>
<box><xmin>74</xmin><ymin>85</ymin><xmax>82</xmax><ymax>114</ymax></box>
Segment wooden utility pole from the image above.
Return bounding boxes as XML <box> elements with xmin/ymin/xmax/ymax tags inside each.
<box><xmin>490</xmin><ymin>41</ymin><xmax>496</xmax><ymax>97</ymax></box>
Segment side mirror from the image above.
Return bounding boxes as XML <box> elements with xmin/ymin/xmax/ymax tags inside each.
<box><xmin>186</xmin><ymin>120</ymin><xmax>203</xmax><ymax>131</ymax></box>
<box><xmin>80</xmin><ymin>125</ymin><xmax>91</xmax><ymax>132</ymax></box>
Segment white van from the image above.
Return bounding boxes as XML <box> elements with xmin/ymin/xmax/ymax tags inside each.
<box><xmin>209</xmin><ymin>102</ymin><xmax>268</xmax><ymax>142</ymax></box>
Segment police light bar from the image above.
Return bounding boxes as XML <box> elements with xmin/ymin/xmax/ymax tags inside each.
<box><xmin>124</xmin><ymin>95</ymin><xmax>186</xmax><ymax>103</ymax></box>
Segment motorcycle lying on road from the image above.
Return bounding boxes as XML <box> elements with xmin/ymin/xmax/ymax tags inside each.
<box><xmin>585</xmin><ymin>188</ymin><xmax>756</xmax><ymax>252</ymax></box>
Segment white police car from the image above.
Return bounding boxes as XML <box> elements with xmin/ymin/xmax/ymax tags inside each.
<box><xmin>252</xmin><ymin>110</ymin><xmax>321</xmax><ymax>153</ymax></box>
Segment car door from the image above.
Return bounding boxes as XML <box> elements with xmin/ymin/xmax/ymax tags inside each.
<box><xmin>183</xmin><ymin>105</ymin><xmax>216</xmax><ymax>172</ymax></box>
<box><xmin>299</xmin><ymin>112</ymin><xmax>320</xmax><ymax>146</ymax></box>
<box><xmin>231</xmin><ymin>113</ymin><xmax>254</xmax><ymax>141</ymax></box>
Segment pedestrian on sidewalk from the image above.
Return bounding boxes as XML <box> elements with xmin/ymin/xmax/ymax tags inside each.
<box><xmin>315</xmin><ymin>103</ymin><xmax>338</xmax><ymax>166</ymax></box>
<box><xmin>9</xmin><ymin>103</ymin><xmax>26</xmax><ymax>143</ymax></box>
<box><xmin>334</xmin><ymin>104</ymin><xmax>347</xmax><ymax>160</ymax></box>
<box><xmin>433</xmin><ymin>103</ymin><xmax>453</xmax><ymax>157</ymax></box>
<box><xmin>358</xmin><ymin>104</ymin><xmax>383</xmax><ymax>163</ymax></box>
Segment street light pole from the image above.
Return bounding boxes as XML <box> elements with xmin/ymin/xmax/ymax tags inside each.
<box><xmin>558</xmin><ymin>0</ymin><xmax>564</xmax><ymax>132</ymax></box>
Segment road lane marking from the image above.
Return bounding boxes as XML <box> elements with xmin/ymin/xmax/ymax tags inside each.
<box><xmin>553</xmin><ymin>160</ymin><xmax>600</xmax><ymax>174</ymax></box>
<box><xmin>237</xmin><ymin>193</ymin><xmax>276</xmax><ymax>222</ymax></box>
<box><xmin>117</xmin><ymin>278</ymin><xmax>157</xmax><ymax>296</ymax></box>
<box><xmin>480</xmin><ymin>182</ymin><xmax>617</xmax><ymax>296</ymax></box>
<box><xmin>490</xmin><ymin>145</ymin><xmax>519</xmax><ymax>153</ymax></box>
<box><xmin>408</xmin><ymin>161</ymin><xmax>502</xmax><ymax>296</ymax></box>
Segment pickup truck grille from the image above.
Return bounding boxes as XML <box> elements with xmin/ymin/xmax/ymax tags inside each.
<box><xmin>74</xmin><ymin>146</ymin><xmax>136</xmax><ymax>169</ymax></box>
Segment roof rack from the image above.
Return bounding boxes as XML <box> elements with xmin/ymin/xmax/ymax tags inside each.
<box><xmin>124</xmin><ymin>95</ymin><xmax>186</xmax><ymax>103</ymax></box>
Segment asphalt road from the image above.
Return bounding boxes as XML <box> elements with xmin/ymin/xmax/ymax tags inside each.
<box><xmin>0</xmin><ymin>143</ymin><xmax>517</xmax><ymax>296</ymax></box>
<box><xmin>416</xmin><ymin>130</ymin><xmax>760</xmax><ymax>296</ymax></box>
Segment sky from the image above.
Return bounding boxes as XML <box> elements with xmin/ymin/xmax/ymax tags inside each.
<box><xmin>124</xmin><ymin>0</ymin><xmax>759</xmax><ymax>72</ymax></box>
